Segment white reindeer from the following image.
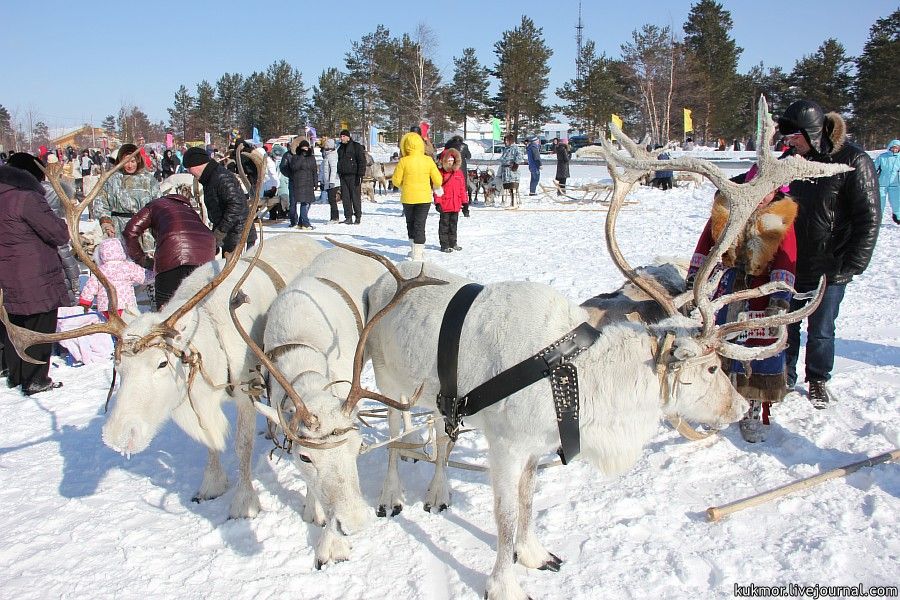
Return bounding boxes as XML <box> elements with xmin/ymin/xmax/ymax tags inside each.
<box><xmin>0</xmin><ymin>149</ymin><xmax>324</xmax><ymax>518</ymax></box>
<box><xmin>253</xmin><ymin>246</ymin><xmax>389</xmax><ymax>566</ymax></box>
<box><xmin>236</xmin><ymin>98</ymin><xmax>854</xmax><ymax>599</ymax></box>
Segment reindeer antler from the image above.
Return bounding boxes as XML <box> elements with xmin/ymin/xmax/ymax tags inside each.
<box><xmin>599</xmin><ymin>95</ymin><xmax>853</xmax><ymax>359</ymax></box>
<box><xmin>324</xmin><ymin>238</ymin><xmax>447</xmax><ymax>415</ymax></box>
<box><xmin>0</xmin><ymin>149</ymin><xmax>146</xmax><ymax>364</ymax></box>
<box><xmin>134</xmin><ymin>145</ymin><xmax>264</xmax><ymax>348</ymax></box>
<box><xmin>228</xmin><ymin>220</ymin><xmax>321</xmax><ymax>437</ymax></box>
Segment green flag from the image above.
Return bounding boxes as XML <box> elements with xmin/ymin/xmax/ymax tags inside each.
<box><xmin>491</xmin><ymin>117</ymin><xmax>502</xmax><ymax>141</ymax></box>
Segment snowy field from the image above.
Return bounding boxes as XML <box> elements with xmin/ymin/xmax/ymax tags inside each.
<box><xmin>1</xmin><ymin>163</ymin><xmax>898</xmax><ymax>600</ymax></box>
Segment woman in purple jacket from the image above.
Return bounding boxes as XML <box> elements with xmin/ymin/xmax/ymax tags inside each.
<box><xmin>0</xmin><ymin>164</ymin><xmax>71</xmax><ymax>395</ymax></box>
<box><xmin>123</xmin><ymin>193</ymin><xmax>216</xmax><ymax>309</ymax></box>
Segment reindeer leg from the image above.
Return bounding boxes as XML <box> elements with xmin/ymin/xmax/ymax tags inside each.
<box><xmin>514</xmin><ymin>454</ymin><xmax>562</xmax><ymax>572</ymax></box>
<box><xmin>301</xmin><ymin>482</ymin><xmax>327</xmax><ymax>527</ymax></box>
<box><xmin>485</xmin><ymin>448</ymin><xmax>531</xmax><ymax>600</ymax></box>
<box><xmin>193</xmin><ymin>448</ymin><xmax>228</xmax><ymax>502</ymax></box>
<box><xmin>377</xmin><ymin>406</ymin><xmax>405</xmax><ymax>517</ymax></box>
<box><xmin>423</xmin><ymin>418</ymin><xmax>451</xmax><ymax>513</ymax></box>
<box><xmin>228</xmin><ymin>398</ymin><xmax>261</xmax><ymax>518</ymax></box>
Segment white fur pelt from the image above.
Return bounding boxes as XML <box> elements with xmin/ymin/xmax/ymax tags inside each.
<box><xmin>261</xmin><ymin>246</ymin><xmax>387</xmax><ymax>566</ymax></box>
<box><xmin>102</xmin><ymin>233</ymin><xmax>324</xmax><ymax>518</ymax></box>
<box><xmin>363</xmin><ymin>261</ymin><xmax>747</xmax><ymax>600</ymax></box>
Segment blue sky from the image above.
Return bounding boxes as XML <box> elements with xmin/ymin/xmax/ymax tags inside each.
<box><xmin>1</xmin><ymin>0</ymin><xmax>894</xmax><ymax>132</ymax></box>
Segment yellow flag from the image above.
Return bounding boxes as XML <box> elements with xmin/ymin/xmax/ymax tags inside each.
<box><xmin>610</xmin><ymin>114</ymin><xmax>623</xmax><ymax>140</ymax></box>
<box><xmin>683</xmin><ymin>108</ymin><xmax>693</xmax><ymax>133</ymax></box>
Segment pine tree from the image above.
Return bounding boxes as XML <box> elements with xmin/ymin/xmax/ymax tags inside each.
<box><xmin>557</xmin><ymin>41</ymin><xmax>626</xmax><ymax>138</ymax></box>
<box><xmin>789</xmin><ymin>38</ymin><xmax>854</xmax><ymax>113</ymax></box>
<box><xmin>492</xmin><ymin>15</ymin><xmax>552</xmax><ymax>137</ymax></box>
<box><xmin>100</xmin><ymin>115</ymin><xmax>117</xmax><ymax>135</ymax></box>
<box><xmin>193</xmin><ymin>80</ymin><xmax>219</xmax><ymax>141</ymax></box>
<box><xmin>32</xmin><ymin>121</ymin><xmax>50</xmax><ymax>150</ymax></box>
<box><xmin>311</xmin><ymin>68</ymin><xmax>356</xmax><ymax>136</ymax></box>
<box><xmin>854</xmin><ymin>8</ymin><xmax>899</xmax><ymax>146</ymax></box>
<box><xmin>259</xmin><ymin>60</ymin><xmax>307</xmax><ymax>138</ymax></box>
<box><xmin>240</xmin><ymin>71</ymin><xmax>267</xmax><ymax>139</ymax></box>
<box><xmin>447</xmin><ymin>47</ymin><xmax>491</xmax><ymax>138</ymax></box>
<box><xmin>167</xmin><ymin>85</ymin><xmax>195</xmax><ymax>142</ymax></box>
<box><xmin>215</xmin><ymin>73</ymin><xmax>244</xmax><ymax>140</ymax></box>
<box><xmin>118</xmin><ymin>105</ymin><xmax>154</xmax><ymax>143</ymax></box>
<box><xmin>0</xmin><ymin>104</ymin><xmax>12</xmax><ymax>152</ymax></box>
<box><xmin>683</xmin><ymin>0</ymin><xmax>744</xmax><ymax>142</ymax></box>
<box><xmin>345</xmin><ymin>26</ymin><xmax>392</xmax><ymax>135</ymax></box>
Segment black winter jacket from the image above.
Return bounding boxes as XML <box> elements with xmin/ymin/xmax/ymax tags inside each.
<box><xmin>279</xmin><ymin>151</ymin><xmax>318</xmax><ymax>203</ymax></box>
<box><xmin>337</xmin><ymin>139</ymin><xmax>367</xmax><ymax>178</ymax></box>
<box><xmin>786</xmin><ymin>113</ymin><xmax>880</xmax><ymax>290</ymax></box>
<box><xmin>198</xmin><ymin>161</ymin><xmax>257</xmax><ymax>253</ymax></box>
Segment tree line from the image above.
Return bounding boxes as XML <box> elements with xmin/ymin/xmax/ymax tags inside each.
<box><xmin>1</xmin><ymin>2</ymin><xmax>896</xmax><ymax>152</ymax></box>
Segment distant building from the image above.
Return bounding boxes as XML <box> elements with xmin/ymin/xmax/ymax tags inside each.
<box><xmin>49</xmin><ymin>125</ymin><xmax>118</xmax><ymax>151</ymax></box>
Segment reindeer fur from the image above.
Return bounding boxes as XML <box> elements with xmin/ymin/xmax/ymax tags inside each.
<box><xmin>259</xmin><ymin>247</ymin><xmax>387</xmax><ymax>566</ymax></box>
<box><xmin>101</xmin><ymin>234</ymin><xmax>324</xmax><ymax>518</ymax></box>
<box><xmin>362</xmin><ymin>262</ymin><xmax>746</xmax><ymax>600</ymax></box>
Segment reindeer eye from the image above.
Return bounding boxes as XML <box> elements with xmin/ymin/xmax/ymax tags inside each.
<box><xmin>707</xmin><ymin>365</ymin><xmax>718</xmax><ymax>374</ymax></box>
<box><xmin>298</xmin><ymin>454</ymin><xmax>313</xmax><ymax>464</ymax></box>
<box><xmin>158</xmin><ymin>360</ymin><xmax>168</xmax><ymax>369</ymax></box>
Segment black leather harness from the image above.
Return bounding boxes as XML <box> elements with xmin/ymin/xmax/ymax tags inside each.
<box><xmin>436</xmin><ymin>283</ymin><xmax>602</xmax><ymax>465</ymax></box>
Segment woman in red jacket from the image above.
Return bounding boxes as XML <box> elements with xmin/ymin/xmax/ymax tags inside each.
<box><xmin>434</xmin><ymin>148</ymin><xmax>467</xmax><ymax>253</ymax></box>
<box><xmin>123</xmin><ymin>193</ymin><xmax>216</xmax><ymax>309</ymax></box>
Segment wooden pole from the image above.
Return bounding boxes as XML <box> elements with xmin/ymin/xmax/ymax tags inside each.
<box><xmin>707</xmin><ymin>449</ymin><xmax>900</xmax><ymax>522</ymax></box>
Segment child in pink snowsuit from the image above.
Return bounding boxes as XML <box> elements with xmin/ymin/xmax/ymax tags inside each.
<box><xmin>78</xmin><ymin>238</ymin><xmax>150</xmax><ymax>319</ymax></box>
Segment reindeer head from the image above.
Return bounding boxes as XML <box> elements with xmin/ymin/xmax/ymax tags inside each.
<box><xmin>239</xmin><ymin>239</ymin><xmax>443</xmax><ymax>559</ymax></box>
<box><xmin>598</xmin><ymin>96</ymin><xmax>852</xmax><ymax>434</ymax></box>
<box><xmin>1</xmin><ymin>146</ymin><xmax>265</xmax><ymax>456</ymax></box>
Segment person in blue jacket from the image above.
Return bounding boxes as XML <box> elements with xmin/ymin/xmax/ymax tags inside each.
<box><xmin>874</xmin><ymin>139</ymin><xmax>900</xmax><ymax>224</ymax></box>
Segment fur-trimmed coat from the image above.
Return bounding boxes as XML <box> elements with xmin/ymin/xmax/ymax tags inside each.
<box><xmin>688</xmin><ymin>192</ymin><xmax>798</xmax><ymax>402</ymax></box>
<box><xmin>785</xmin><ymin>112</ymin><xmax>880</xmax><ymax>290</ymax></box>
<box><xmin>434</xmin><ymin>148</ymin><xmax>467</xmax><ymax>213</ymax></box>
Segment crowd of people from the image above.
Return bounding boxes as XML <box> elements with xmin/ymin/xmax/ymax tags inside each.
<box><xmin>0</xmin><ymin>100</ymin><xmax>892</xmax><ymax>455</ymax></box>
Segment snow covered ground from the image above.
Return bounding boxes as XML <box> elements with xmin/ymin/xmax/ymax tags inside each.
<box><xmin>1</xmin><ymin>164</ymin><xmax>897</xmax><ymax>600</ymax></box>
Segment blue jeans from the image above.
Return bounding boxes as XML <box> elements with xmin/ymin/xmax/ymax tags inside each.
<box><xmin>288</xmin><ymin>186</ymin><xmax>298</xmax><ymax>227</ymax></box>
<box><xmin>529</xmin><ymin>168</ymin><xmax>540</xmax><ymax>194</ymax></box>
<box><xmin>786</xmin><ymin>282</ymin><xmax>846</xmax><ymax>384</ymax></box>
<box><xmin>298</xmin><ymin>202</ymin><xmax>311</xmax><ymax>227</ymax></box>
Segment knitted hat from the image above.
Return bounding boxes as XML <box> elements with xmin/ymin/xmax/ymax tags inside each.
<box><xmin>182</xmin><ymin>147</ymin><xmax>212</xmax><ymax>168</ymax></box>
<box><xmin>340</xmin><ymin>129</ymin><xmax>351</xmax><ymax>138</ymax></box>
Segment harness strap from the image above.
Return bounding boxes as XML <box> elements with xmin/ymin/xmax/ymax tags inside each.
<box><xmin>315</xmin><ymin>277</ymin><xmax>364</xmax><ymax>336</ymax></box>
<box><xmin>241</xmin><ymin>256</ymin><xmax>286</xmax><ymax>292</ymax></box>
<box><xmin>459</xmin><ymin>322</ymin><xmax>601</xmax><ymax>418</ymax></box>
<box><xmin>435</xmin><ymin>283</ymin><xmax>601</xmax><ymax>465</ymax></box>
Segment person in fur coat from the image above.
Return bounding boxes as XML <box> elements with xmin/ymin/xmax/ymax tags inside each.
<box><xmin>434</xmin><ymin>148</ymin><xmax>467</xmax><ymax>252</ymax></box>
<box><xmin>687</xmin><ymin>164</ymin><xmax>797</xmax><ymax>443</ymax></box>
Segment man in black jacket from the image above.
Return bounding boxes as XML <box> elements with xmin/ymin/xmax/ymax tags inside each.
<box><xmin>336</xmin><ymin>129</ymin><xmax>366</xmax><ymax>224</ymax></box>
<box><xmin>778</xmin><ymin>100</ymin><xmax>880</xmax><ymax>408</ymax></box>
<box><xmin>183</xmin><ymin>146</ymin><xmax>257</xmax><ymax>254</ymax></box>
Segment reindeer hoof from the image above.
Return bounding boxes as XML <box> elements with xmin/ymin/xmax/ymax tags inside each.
<box><xmin>538</xmin><ymin>553</ymin><xmax>563</xmax><ymax>572</ymax></box>
<box><xmin>390</xmin><ymin>504</ymin><xmax>403</xmax><ymax>517</ymax></box>
<box><xmin>191</xmin><ymin>496</ymin><xmax>202</xmax><ymax>504</ymax></box>
<box><xmin>423</xmin><ymin>503</ymin><xmax>431</xmax><ymax>513</ymax></box>
<box><xmin>376</xmin><ymin>505</ymin><xmax>387</xmax><ymax>518</ymax></box>
<box><xmin>315</xmin><ymin>560</ymin><xmax>324</xmax><ymax>571</ymax></box>
<box><xmin>438</xmin><ymin>503</ymin><xmax>448</xmax><ymax>512</ymax></box>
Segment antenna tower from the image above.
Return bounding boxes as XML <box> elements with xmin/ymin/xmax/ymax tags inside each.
<box><xmin>575</xmin><ymin>1</ymin><xmax>585</xmax><ymax>81</ymax></box>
